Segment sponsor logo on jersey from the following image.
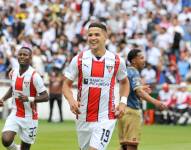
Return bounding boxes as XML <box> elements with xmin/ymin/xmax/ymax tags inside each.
<box><xmin>83</xmin><ymin>63</ymin><xmax>89</xmax><ymax>68</ymax></box>
<box><xmin>83</xmin><ymin>77</ymin><xmax>110</xmax><ymax>87</ymax></box>
<box><xmin>84</xmin><ymin>78</ymin><xmax>89</xmax><ymax>84</ymax></box>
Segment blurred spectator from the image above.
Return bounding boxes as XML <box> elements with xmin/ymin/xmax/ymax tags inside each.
<box><xmin>177</xmin><ymin>51</ymin><xmax>190</xmax><ymax>80</ymax></box>
<box><xmin>155</xmin><ymin>83</ymin><xmax>174</xmax><ymax>124</ymax></box>
<box><xmin>146</xmin><ymin>39</ymin><xmax>161</xmax><ymax>67</ymax></box>
<box><xmin>165</xmin><ymin>61</ymin><xmax>181</xmax><ymax>84</ymax></box>
<box><xmin>168</xmin><ymin>16</ymin><xmax>184</xmax><ymax>58</ymax></box>
<box><xmin>117</xmin><ymin>39</ymin><xmax>130</xmax><ymax>61</ymax></box>
<box><xmin>141</xmin><ymin>62</ymin><xmax>156</xmax><ymax>85</ymax></box>
<box><xmin>173</xmin><ymin>82</ymin><xmax>191</xmax><ymax>125</ymax></box>
<box><xmin>81</xmin><ymin>0</ymin><xmax>92</xmax><ymax>21</ymax></box>
<box><xmin>155</xmin><ymin>25</ymin><xmax>173</xmax><ymax>55</ymax></box>
<box><xmin>32</xmin><ymin>47</ymin><xmax>46</xmax><ymax>76</ymax></box>
<box><xmin>53</xmin><ymin>49</ymin><xmax>67</xmax><ymax>71</ymax></box>
<box><xmin>159</xmin><ymin>83</ymin><xmax>174</xmax><ymax>103</ymax></box>
<box><xmin>182</xmin><ymin>18</ymin><xmax>191</xmax><ymax>43</ymax></box>
<box><xmin>48</xmin><ymin>66</ymin><xmax>64</xmax><ymax>123</ymax></box>
<box><xmin>107</xmin><ymin>33</ymin><xmax>117</xmax><ymax>53</ymax></box>
<box><xmin>0</xmin><ymin>35</ymin><xmax>10</xmax><ymax>78</ymax></box>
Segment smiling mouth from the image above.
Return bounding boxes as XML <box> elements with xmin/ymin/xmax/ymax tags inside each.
<box><xmin>19</xmin><ymin>60</ymin><xmax>25</xmax><ymax>63</ymax></box>
<box><xmin>91</xmin><ymin>43</ymin><xmax>98</xmax><ymax>46</ymax></box>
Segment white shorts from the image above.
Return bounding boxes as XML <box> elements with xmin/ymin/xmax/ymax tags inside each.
<box><xmin>2</xmin><ymin>114</ymin><xmax>38</xmax><ymax>144</ymax></box>
<box><xmin>76</xmin><ymin>119</ymin><xmax>116</xmax><ymax>150</ymax></box>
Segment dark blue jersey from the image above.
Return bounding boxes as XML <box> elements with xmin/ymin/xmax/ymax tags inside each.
<box><xmin>127</xmin><ymin>67</ymin><xmax>142</xmax><ymax>109</ymax></box>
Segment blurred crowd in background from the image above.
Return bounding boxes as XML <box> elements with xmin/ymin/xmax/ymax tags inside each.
<box><xmin>0</xmin><ymin>0</ymin><xmax>191</xmax><ymax>124</ymax></box>
<box><xmin>0</xmin><ymin>0</ymin><xmax>191</xmax><ymax>84</ymax></box>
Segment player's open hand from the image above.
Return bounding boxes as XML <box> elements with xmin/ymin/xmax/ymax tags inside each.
<box><xmin>0</xmin><ymin>99</ymin><xmax>4</xmax><ymax>107</ymax></box>
<box><xmin>155</xmin><ymin>100</ymin><xmax>167</xmax><ymax>110</ymax></box>
<box><xmin>115</xmin><ymin>103</ymin><xmax>126</xmax><ymax>119</ymax></box>
<box><xmin>69</xmin><ymin>99</ymin><xmax>81</xmax><ymax>115</ymax></box>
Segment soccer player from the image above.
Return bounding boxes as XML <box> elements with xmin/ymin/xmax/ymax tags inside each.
<box><xmin>63</xmin><ymin>22</ymin><xmax>129</xmax><ymax>150</ymax></box>
<box><xmin>118</xmin><ymin>49</ymin><xmax>167</xmax><ymax>150</ymax></box>
<box><xmin>0</xmin><ymin>46</ymin><xmax>49</xmax><ymax>150</ymax></box>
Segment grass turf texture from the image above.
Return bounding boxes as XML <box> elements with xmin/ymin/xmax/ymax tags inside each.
<box><xmin>0</xmin><ymin>120</ymin><xmax>191</xmax><ymax>150</ymax></box>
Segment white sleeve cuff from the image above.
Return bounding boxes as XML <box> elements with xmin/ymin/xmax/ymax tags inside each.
<box><xmin>120</xmin><ymin>96</ymin><xmax>127</xmax><ymax>105</ymax></box>
<box><xmin>28</xmin><ymin>97</ymin><xmax>35</xmax><ymax>102</ymax></box>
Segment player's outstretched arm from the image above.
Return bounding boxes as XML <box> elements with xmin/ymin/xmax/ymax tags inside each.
<box><xmin>135</xmin><ymin>88</ymin><xmax>167</xmax><ymax>110</ymax></box>
<box><xmin>63</xmin><ymin>78</ymin><xmax>81</xmax><ymax>115</ymax></box>
<box><xmin>35</xmin><ymin>91</ymin><xmax>49</xmax><ymax>102</ymax></box>
<box><xmin>18</xmin><ymin>90</ymin><xmax>49</xmax><ymax>103</ymax></box>
<box><xmin>0</xmin><ymin>87</ymin><xmax>12</xmax><ymax>107</ymax></box>
<box><xmin>142</xmin><ymin>84</ymin><xmax>152</xmax><ymax>94</ymax></box>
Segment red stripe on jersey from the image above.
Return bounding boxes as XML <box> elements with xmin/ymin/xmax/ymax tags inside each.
<box><xmin>30</xmin><ymin>71</ymin><xmax>38</xmax><ymax>120</ymax></box>
<box><xmin>30</xmin><ymin>103</ymin><xmax>37</xmax><ymax>120</ymax></box>
<box><xmin>15</xmin><ymin>77</ymin><xmax>25</xmax><ymax>118</ymax></box>
<box><xmin>86</xmin><ymin>87</ymin><xmax>101</xmax><ymax>122</ymax></box>
<box><xmin>108</xmin><ymin>55</ymin><xmax>120</xmax><ymax>119</ymax></box>
<box><xmin>77</xmin><ymin>52</ymin><xmax>83</xmax><ymax>119</ymax></box>
<box><xmin>30</xmin><ymin>71</ymin><xmax>37</xmax><ymax>96</ymax></box>
<box><xmin>86</xmin><ymin>59</ymin><xmax>105</xmax><ymax>122</ymax></box>
<box><xmin>77</xmin><ymin>52</ymin><xmax>83</xmax><ymax>101</ymax></box>
<box><xmin>91</xmin><ymin>60</ymin><xmax>105</xmax><ymax>77</ymax></box>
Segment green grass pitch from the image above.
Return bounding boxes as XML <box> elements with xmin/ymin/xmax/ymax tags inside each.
<box><xmin>0</xmin><ymin>120</ymin><xmax>191</xmax><ymax>150</ymax></box>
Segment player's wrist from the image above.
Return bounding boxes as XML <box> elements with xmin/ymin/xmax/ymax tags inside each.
<box><xmin>120</xmin><ymin>96</ymin><xmax>127</xmax><ymax>105</ymax></box>
<box><xmin>69</xmin><ymin>98</ymin><xmax>76</xmax><ymax>104</ymax></box>
<box><xmin>28</xmin><ymin>97</ymin><xmax>35</xmax><ymax>102</ymax></box>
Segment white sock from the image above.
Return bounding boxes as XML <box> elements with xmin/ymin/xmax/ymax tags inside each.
<box><xmin>7</xmin><ymin>142</ymin><xmax>17</xmax><ymax>150</ymax></box>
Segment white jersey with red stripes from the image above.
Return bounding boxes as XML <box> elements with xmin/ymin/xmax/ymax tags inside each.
<box><xmin>65</xmin><ymin>50</ymin><xmax>127</xmax><ymax>122</ymax></box>
<box><xmin>10</xmin><ymin>66</ymin><xmax>46</xmax><ymax>120</ymax></box>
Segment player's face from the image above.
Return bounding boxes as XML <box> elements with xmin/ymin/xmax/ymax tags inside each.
<box><xmin>135</xmin><ymin>52</ymin><xmax>145</xmax><ymax>70</ymax></box>
<box><xmin>17</xmin><ymin>48</ymin><xmax>31</xmax><ymax>66</ymax></box>
<box><xmin>87</xmin><ymin>27</ymin><xmax>107</xmax><ymax>51</ymax></box>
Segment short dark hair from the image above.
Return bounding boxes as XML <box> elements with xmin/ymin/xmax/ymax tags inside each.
<box><xmin>88</xmin><ymin>22</ymin><xmax>107</xmax><ymax>32</ymax></box>
<box><xmin>20</xmin><ymin>46</ymin><xmax>32</xmax><ymax>54</ymax></box>
<box><xmin>127</xmin><ymin>49</ymin><xmax>142</xmax><ymax>63</ymax></box>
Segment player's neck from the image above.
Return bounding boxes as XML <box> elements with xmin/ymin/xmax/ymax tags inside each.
<box><xmin>131</xmin><ymin>64</ymin><xmax>139</xmax><ymax>70</ymax></box>
<box><xmin>19</xmin><ymin>65</ymin><xmax>29</xmax><ymax>75</ymax></box>
<box><xmin>91</xmin><ymin>48</ymin><xmax>106</xmax><ymax>57</ymax></box>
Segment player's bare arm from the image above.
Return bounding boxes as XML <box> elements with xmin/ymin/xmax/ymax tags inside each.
<box><xmin>116</xmin><ymin>77</ymin><xmax>130</xmax><ymax>118</ymax></box>
<box><xmin>18</xmin><ymin>91</ymin><xmax>49</xmax><ymax>103</ymax></box>
<box><xmin>135</xmin><ymin>88</ymin><xmax>167</xmax><ymax>110</ymax></box>
<box><xmin>63</xmin><ymin>78</ymin><xmax>81</xmax><ymax>115</ymax></box>
<box><xmin>0</xmin><ymin>87</ymin><xmax>13</xmax><ymax>107</ymax></box>
<box><xmin>142</xmin><ymin>84</ymin><xmax>152</xmax><ymax>94</ymax></box>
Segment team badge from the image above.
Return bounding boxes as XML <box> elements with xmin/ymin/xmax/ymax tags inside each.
<box><xmin>24</xmin><ymin>81</ymin><xmax>30</xmax><ymax>87</ymax></box>
<box><xmin>106</xmin><ymin>66</ymin><xmax>113</xmax><ymax>73</ymax></box>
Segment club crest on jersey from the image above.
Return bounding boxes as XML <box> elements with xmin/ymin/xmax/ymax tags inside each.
<box><xmin>24</xmin><ymin>81</ymin><xmax>30</xmax><ymax>87</ymax></box>
<box><xmin>106</xmin><ymin>66</ymin><xmax>113</xmax><ymax>73</ymax></box>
